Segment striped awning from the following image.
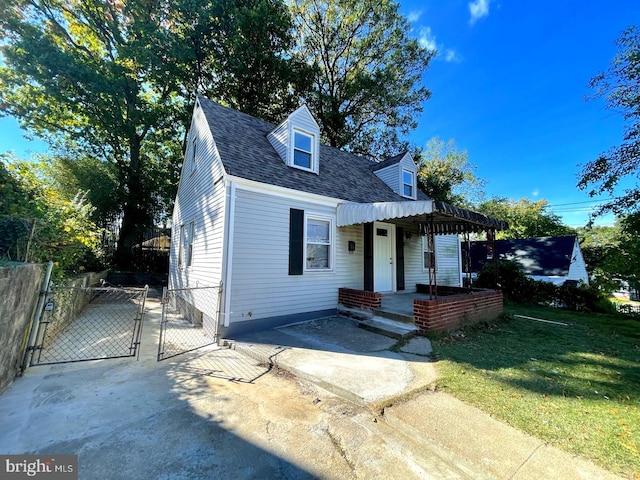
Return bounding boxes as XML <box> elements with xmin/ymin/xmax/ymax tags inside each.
<box><xmin>336</xmin><ymin>200</ymin><xmax>508</xmax><ymax>234</ymax></box>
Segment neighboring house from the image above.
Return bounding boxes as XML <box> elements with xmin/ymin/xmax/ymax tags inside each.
<box><xmin>464</xmin><ymin>236</ymin><xmax>589</xmax><ymax>286</ymax></box>
<box><xmin>170</xmin><ymin>97</ymin><xmax>505</xmax><ymax>337</ymax></box>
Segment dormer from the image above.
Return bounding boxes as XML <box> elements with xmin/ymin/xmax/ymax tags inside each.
<box><xmin>268</xmin><ymin>105</ymin><xmax>321</xmax><ymax>174</ymax></box>
<box><xmin>371</xmin><ymin>151</ymin><xmax>417</xmax><ymax>200</ymax></box>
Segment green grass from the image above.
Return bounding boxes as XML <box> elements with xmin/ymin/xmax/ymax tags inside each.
<box><xmin>433</xmin><ymin>303</ymin><xmax>640</xmax><ymax>477</ymax></box>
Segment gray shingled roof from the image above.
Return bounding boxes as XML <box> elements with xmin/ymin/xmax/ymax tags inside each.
<box><xmin>197</xmin><ymin>96</ymin><xmax>414</xmax><ymax>203</ymax></box>
<box><xmin>370</xmin><ymin>152</ymin><xmax>407</xmax><ymax>172</ymax></box>
<box><xmin>464</xmin><ymin>236</ymin><xmax>578</xmax><ymax>276</ymax></box>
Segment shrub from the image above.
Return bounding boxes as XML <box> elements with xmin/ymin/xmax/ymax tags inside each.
<box><xmin>476</xmin><ymin>260</ymin><xmax>613</xmax><ymax>313</ymax></box>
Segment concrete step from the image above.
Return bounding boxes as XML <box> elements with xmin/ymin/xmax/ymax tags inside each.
<box><xmin>373</xmin><ymin>308</ymin><xmax>414</xmax><ymax>324</ymax></box>
<box><xmin>358</xmin><ymin>316</ymin><xmax>417</xmax><ymax>341</ymax></box>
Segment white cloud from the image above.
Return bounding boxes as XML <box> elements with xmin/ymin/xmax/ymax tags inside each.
<box><xmin>407</xmin><ymin>10</ymin><xmax>423</xmax><ymax>23</ymax></box>
<box><xmin>468</xmin><ymin>0</ymin><xmax>490</xmax><ymax>24</ymax></box>
<box><xmin>444</xmin><ymin>49</ymin><xmax>462</xmax><ymax>63</ymax></box>
<box><xmin>418</xmin><ymin>26</ymin><xmax>438</xmax><ymax>52</ymax></box>
<box><xmin>532</xmin><ymin>189</ymin><xmax>540</xmax><ymax>197</ymax></box>
<box><xmin>418</xmin><ymin>27</ymin><xmax>461</xmax><ymax>63</ymax></box>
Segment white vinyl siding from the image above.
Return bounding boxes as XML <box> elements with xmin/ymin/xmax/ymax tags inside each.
<box><xmin>267</xmin><ymin>122</ymin><xmax>288</xmax><ymax>163</ymax></box>
<box><xmin>169</xmin><ymin>100</ymin><xmax>227</xmax><ymax>291</ymax></box>
<box><xmin>228</xmin><ymin>188</ymin><xmax>359</xmax><ymax>325</ymax></box>
<box><xmin>399</xmin><ymin>229</ymin><xmax>461</xmax><ymax>291</ymax></box>
<box><xmin>567</xmin><ymin>238</ymin><xmax>589</xmax><ymax>284</ymax></box>
<box><xmin>373</xmin><ymin>165</ymin><xmax>399</xmax><ymax>193</ymax></box>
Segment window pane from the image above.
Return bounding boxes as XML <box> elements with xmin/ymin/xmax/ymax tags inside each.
<box><xmin>306</xmin><ymin>244</ymin><xmax>329</xmax><ymax>269</ymax></box>
<box><xmin>307</xmin><ymin>219</ymin><xmax>330</xmax><ymax>243</ymax></box>
<box><xmin>403</xmin><ymin>170</ymin><xmax>413</xmax><ymax>184</ymax></box>
<box><xmin>294</xmin><ymin>132</ymin><xmax>312</xmax><ymax>152</ymax></box>
<box><xmin>403</xmin><ymin>184</ymin><xmax>413</xmax><ymax>196</ymax></box>
<box><xmin>294</xmin><ymin>150</ymin><xmax>311</xmax><ymax>168</ymax></box>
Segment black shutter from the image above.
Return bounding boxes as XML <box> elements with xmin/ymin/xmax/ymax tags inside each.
<box><xmin>364</xmin><ymin>223</ymin><xmax>374</xmax><ymax>291</ymax></box>
<box><xmin>396</xmin><ymin>227</ymin><xmax>405</xmax><ymax>290</ymax></box>
<box><xmin>289</xmin><ymin>209</ymin><xmax>304</xmax><ymax>275</ymax></box>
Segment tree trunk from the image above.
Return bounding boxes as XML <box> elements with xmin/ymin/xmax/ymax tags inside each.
<box><xmin>114</xmin><ymin>135</ymin><xmax>150</xmax><ymax>269</ymax></box>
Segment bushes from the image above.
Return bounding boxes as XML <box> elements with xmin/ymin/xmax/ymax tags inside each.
<box><xmin>0</xmin><ymin>159</ymin><xmax>104</xmax><ymax>278</ymax></box>
<box><xmin>476</xmin><ymin>260</ymin><xmax>613</xmax><ymax>313</ymax></box>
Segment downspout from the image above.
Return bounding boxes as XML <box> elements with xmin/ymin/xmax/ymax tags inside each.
<box><xmin>222</xmin><ymin>181</ymin><xmax>236</xmax><ymax>328</ymax></box>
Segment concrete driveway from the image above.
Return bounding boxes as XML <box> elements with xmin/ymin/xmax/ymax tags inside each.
<box><xmin>0</xmin><ymin>298</ymin><xmax>622</xmax><ymax>479</ymax></box>
<box><xmin>0</xmin><ymin>298</ymin><xmax>480</xmax><ymax>479</ymax></box>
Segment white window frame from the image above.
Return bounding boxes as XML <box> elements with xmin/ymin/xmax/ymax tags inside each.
<box><xmin>422</xmin><ymin>236</ymin><xmax>437</xmax><ymax>271</ymax></box>
<box><xmin>292</xmin><ymin>129</ymin><xmax>315</xmax><ymax>172</ymax></box>
<box><xmin>190</xmin><ymin>137</ymin><xmax>197</xmax><ymax>175</ymax></box>
<box><xmin>186</xmin><ymin>220</ymin><xmax>195</xmax><ymax>267</ymax></box>
<box><xmin>178</xmin><ymin>224</ymin><xmax>185</xmax><ymax>268</ymax></box>
<box><xmin>402</xmin><ymin>169</ymin><xmax>415</xmax><ymax>199</ymax></box>
<box><xmin>304</xmin><ymin>213</ymin><xmax>334</xmax><ymax>272</ymax></box>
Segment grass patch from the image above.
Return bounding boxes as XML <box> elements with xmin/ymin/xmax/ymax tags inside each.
<box><xmin>433</xmin><ymin>303</ymin><xmax>640</xmax><ymax>476</ymax></box>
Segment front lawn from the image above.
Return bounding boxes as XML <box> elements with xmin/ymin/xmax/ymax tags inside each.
<box><xmin>433</xmin><ymin>304</ymin><xmax>640</xmax><ymax>477</ymax></box>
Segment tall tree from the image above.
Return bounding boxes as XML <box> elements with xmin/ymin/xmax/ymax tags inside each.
<box><xmin>0</xmin><ymin>0</ymin><xmax>307</xmax><ymax>266</ymax></box>
<box><xmin>477</xmin><ymin>197</ymin><xmax>576</xmax><ymax>239</ymax></box>
<box><xmin>577</xmin><ymin>26</ymin><xmax>640</xmax><ymax>215</ymax></box>
<box><xmin>415</xmin><ymin>137</ymin><xmax>485</xmax><ymax>207</ymax></box>
<box><xmin>292</xmin><ymin>0</ymin><xmax>433</xmax><ymax>158</ymax></box>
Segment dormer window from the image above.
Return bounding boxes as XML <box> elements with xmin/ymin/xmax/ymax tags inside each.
<box><xmin>267</xmin><ymin>105</ymin><xmax>320</xmax><ymax>174</ymax></box>
<box><xmin>293</xmin><ymin>130</ymin><xmax>314</xmax><ymax>170</ymax></box>
<box><xmin>402</xmin><ymin>169</ymin><xmax>414</xmax><ymax>198</ymax></box>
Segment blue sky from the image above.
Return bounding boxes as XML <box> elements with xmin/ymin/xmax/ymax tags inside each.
<box><xmin>1</xmin><ymin>0</ymin><xmax>638</xmax><ymax>227</ymax></box>
<box><xmin>399</xmin><ymin>0</ymin><xmax>640</xmax><ymax>226</ymax></box>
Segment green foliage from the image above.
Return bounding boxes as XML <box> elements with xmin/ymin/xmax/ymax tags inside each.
<box><xmin>192</xmin><ymin>0</ymin><xmax>313</xmax><ymax>123</ymax></box>
<box><xmin>43</xmin><ymin>154</ymin><xmax>121</xmax><ymax>226</ymax></box>
<box><xmin>476</xmin><ymin>197</ymin><xmax>576</xmax><ymax>239</ymax></box>
<box><xmin>578</xmin><ymin>26</ymin><xmax>640</xmax><ymax>215</ymax></box>
<box><xmin>292</xmin><ymin>0</ymin><xmax>434</xmax><ymax>158</ymax></box>
<box><xmin>415</xmin><ymin>137</ymin><xmax>485</xmax><ymax>207</ymax></box>
<box><xmin>578</xmin><ymin>214</ymin><xmax>640</xmax><ymax>292</ymax></box>
<box><xmin>0</xmin><ymin>0</ymin><xmax>307</xmax><ymax>265</ymax></box>
<box><xmin>476</xmin><ymin>260</ymin><xmax>612</xmax><ymax>313</ymax></box>
<box><xmin>0</xmin><ymin>159</ymin><xmax>103</xmax><ymax>277</ymax></box>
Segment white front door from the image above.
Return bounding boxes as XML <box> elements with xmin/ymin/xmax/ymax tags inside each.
<box><xmin>374</xmin><ymin>222</ymin><xmax>394</xmax><ymax>292</ymax></box>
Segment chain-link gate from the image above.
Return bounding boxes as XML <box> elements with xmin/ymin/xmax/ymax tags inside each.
<box><xmin>29</xmin><ymin>285</ymin><xmax>148</xmax><ymax>366</ymax></box>
<box><xmin>158</xmin><ymin>284</ymin><xmax>222</xmax><ymax>361</ymax></box>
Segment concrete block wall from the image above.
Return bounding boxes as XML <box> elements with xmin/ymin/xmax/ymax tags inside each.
<box><xmin>414</xmin><ymin>289</ymin><xmax>503</xmax><ymax>333</ymax></box>
<box><xmin>0</xmin><ymin>263</ymin><xmax>43</xmax><ymax>394</ymax></box>
<box><xmin>338</xmin><ymin>288</ymin><xmax>382</xmax><ymax>310</ymax></box>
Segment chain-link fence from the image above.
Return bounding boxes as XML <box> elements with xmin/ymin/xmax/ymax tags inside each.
<box><xmin>30</xmin><ymin>286</ymin><xmax>148</xmax><ymax>365</ymax></box>
<box><xmin>158</xmin><ymin>285</ymin><xmax>222</xmax><ymax>361</ymax></box>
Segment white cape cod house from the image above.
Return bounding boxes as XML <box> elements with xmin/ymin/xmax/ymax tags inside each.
<box><xmin>169</xmin><ymin>97</ymin><xmax>507</xmax><ymax>337</ymax></box>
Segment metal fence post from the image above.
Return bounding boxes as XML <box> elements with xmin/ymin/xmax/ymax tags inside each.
<box><xmin>20</xmin><ymin>260</ymin><xmax>53</xmax><ymax>374</ymax></box>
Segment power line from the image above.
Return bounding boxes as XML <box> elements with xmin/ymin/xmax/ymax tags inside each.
<box><xmin>544</xmin><ymin>198</ymin><xmax>616</xmax><ymax>208</ymax></box>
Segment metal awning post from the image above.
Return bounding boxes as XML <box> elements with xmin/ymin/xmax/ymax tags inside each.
<box><xmin>427</xmin><ymin>215</ymin><xmax>437</xmax><ymax>300</ymax></box>
<box><xmin>464</xmin><ymin>231</ymin><xmax>472</xmax><ymax>292</ymax></box>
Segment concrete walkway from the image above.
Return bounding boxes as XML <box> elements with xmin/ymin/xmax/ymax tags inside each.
<box><xmin>232</xmin><ymin>316</ymin><xmax>624</xmax><ymax>480</ymax></box>
<box><xmin>0</xmin><ymin>303</ymin><xmax>624</xmax><ymax>479</ymax></box>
